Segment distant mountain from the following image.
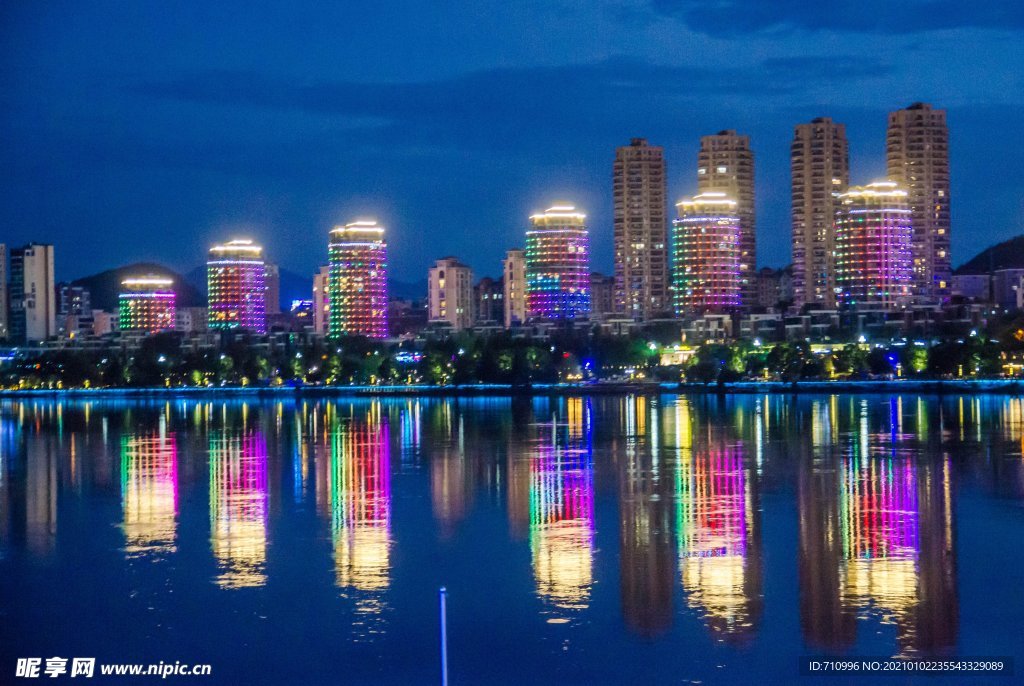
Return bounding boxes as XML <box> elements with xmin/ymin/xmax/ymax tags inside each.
<box><xmin>183</xmin><ymin>266</ymin><xmax>206</xmax><ymax>297</ymax></box>
<box><xmin>71</xmin><ymin>263</ymin><xmax>203</xmax><ymax>311</ymax></box>
<box><xmin>955</xmin><ymin>235</ymin><xmax>1024</xmax><ymax>275</ymax></box>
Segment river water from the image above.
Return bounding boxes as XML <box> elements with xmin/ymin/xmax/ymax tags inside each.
<box><xmin>1</xmin><ymin>394</ymin><xmax>1022</xmax><ymax>684</ymax></box>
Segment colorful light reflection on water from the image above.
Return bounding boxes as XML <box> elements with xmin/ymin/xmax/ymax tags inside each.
<box><xmin>0</xmin><ymin>394</ymin><xmax>1021</xmax><ymax>685</ymax></box>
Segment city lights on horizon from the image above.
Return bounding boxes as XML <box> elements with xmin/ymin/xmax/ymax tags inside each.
<box><xmin>0</xmin><ymin>102</ymin><xmax>967</xmax><ymax>346</ymax></box>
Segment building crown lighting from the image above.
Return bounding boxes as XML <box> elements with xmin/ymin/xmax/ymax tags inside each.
<box><xmin>210</xmin><ymin>239</ymin><xmax>263</xmax><ymax>255</ymax></box>
<box><xmin>121</xmin><ymin>276</ymin><xmax>174</xmax><ymax>289</ymax></box>
<box><xmin>530</xmin><ymin>204</ymin><xmax>586</xmax><ymax>221</ymax></box>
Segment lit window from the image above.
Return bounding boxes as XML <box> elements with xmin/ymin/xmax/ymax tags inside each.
<box><xmin>716</xmin><ymin>166</ymin><xmax>727</xmax><ymax>173</ymax></box>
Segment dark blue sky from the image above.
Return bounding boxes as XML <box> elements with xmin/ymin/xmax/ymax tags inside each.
<box><xmin>2</xmin><ymin>1</ymin><xmax>1022</xmax><ymax>283</ymax></box>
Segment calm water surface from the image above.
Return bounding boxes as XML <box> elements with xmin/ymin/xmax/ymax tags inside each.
<box><xmin>1</xmin><ymin>394</ymin><xmax>1023</xmax><ymax>685</ymax></box>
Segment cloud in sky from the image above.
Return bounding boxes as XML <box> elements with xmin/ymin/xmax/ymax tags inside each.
<box><xmin>650</xmin><ymin>0</ymin><xmax>1024</xmax><ymax>35</ymax></box>
<box><xmin>131</xmin><ymin>54</ymin><xmax>894</xmax><ymax>119</ymax></box>
<box><xmin>0</xmin><ymin>2</ymin><xmax>1020</xmax><ymax>283</ymax></box>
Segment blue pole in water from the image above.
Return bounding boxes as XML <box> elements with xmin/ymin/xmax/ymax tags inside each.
<box><xmin>439</xmin><ymin>587</ymin><xmax>449</xmax><ymax>686</ymax></box>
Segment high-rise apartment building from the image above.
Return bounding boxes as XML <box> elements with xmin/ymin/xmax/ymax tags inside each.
<box><xmin>589</xmin><ymin>272</ymin><xmax>615</xmax><ymax>320</ymax></box>
<box><xmin>119</xmin><ymin>276</ymin><xmax>177</xmax><ymax>333</ymax></box>
<box><xmin>474</xmin><ymin>276</ymin><xmax>503</xmax><ymax>325</ymax></box>
<box><xmin>207</xmin><ymin>239</ymin><xmax>267</xmax><ymax>334</ymax></box>
<box><xmin>525</xmin><ymin>205</ymin><xmax>590</xmax><ymax>321</ymax></box>
<box><xmin>264</xmin><ymin>263</ymin><xmax>281</xmax><ymax>315</ymax></box>
<box><xmin>9</xmin><ymin>243</ymin><xmax>56</xmax><ymax>343</ymax></box>
<box><xmin>613</xmin><ymin>138</ymin><xmax>669</xmax><ymax>319</ymax></box>
<box><xmin>175</xmin><ymin>307</ymin><xmax>208</xmax><ymax>334</ymax></box>
<box><xmin>328</xmin><ymin>220</ymin><xmax>389</xmax><ymax>339</ymax></box>
<box><xmin>886</xmin><ymin>103</ymin><xmax>951</xmax><ymax>303</ymax></box>
<box><xmin>57</xmin><ymin>283</ymin><xmax>92</xmax><ymax>338</ymax></box>
<box><xmin>791</xmin><ymin>117</ymin><xmax>849</xmax><ymax>308</ymax></box>
<box><xmin>671</xmin><ymin>192</ymin><xmax>741</xmax><ymax>315</ymax></box>
<box><xmin>502</xmin><ymin>249</ymin><xmax>527</xmax><ymax>328</ymax></box>
<box><xmin>428</xmin><ymin>257</ymin><xmax>474</xmax><ymax>330</ymax></box>
<box><xmin>834</xmin><ymin>181</ymin><xmax>913</xmax><ymax>310</ymax></box>
<box><xmin>312</xmin><ymin>265</ymin><xmax>330</xmax><ymax>335</ymax></box>
<box><xmin>0</xmin><ymin>244</ymin><xmax>7</xmax><ymax>340</ymax></box>
<box><xmin>698</xmin><ymin>131</ymin><xmax>755</xmax><ymax>305</ymax></box>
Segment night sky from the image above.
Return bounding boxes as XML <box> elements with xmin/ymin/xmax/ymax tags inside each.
<box><xmin>2</xmin><ymin>1</ymin><xmax>1022</xmax><ymax>284</ymax></box>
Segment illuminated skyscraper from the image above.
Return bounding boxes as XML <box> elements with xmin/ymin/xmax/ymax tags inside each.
<box><xmin>502</xmin><ymin>249</ymin><xmax>526</xmax><ymax>327</ymax></box>
<box><xmin>672</xmin><ymin>192</ymin><xmax>742</xmax><ymax>315</ymax></box>
<box><xmin>207</xmin><ymin>239</ymin><xmax>267</xmax><ymax>334</ymax></box>
<box><xmin>428</xmin><ymin>257</ymin><xmax>474</xmax><ymax>330</ymax></box>
<box><xmin>328</xmin><ymin>220</ymin><xmax>389</xmax><ymax>339</ymax></box>
<box><xmin>887</xmin><ymin>103</ymin><xmax>951</xmax><ymax>303</ymax></box>
<box><xmin>698</xmin><ymin>131</ymin><xmax>755</xmax><ymax>305</ymax></box>
<box><xmin>613</xmin><ymin>138</ymin><xmax>669</xmax><ymax>319</ymax></box>
<box><xmin>118</xmin><ymin>276</ymin><xmax>176</xmax><ymax>333</ymax></box>
<box><xmin>791</xmin><ymin>118</ymin><xmax>849</xmax><ymax>308</ymax></box>
<box><xmin>834</xmin><ymin>182</ymin><xmax>913</xmax><ymax>310</ymax></box>
<box><xmin>525</xmin><ymin>205</ymin><xmax>590</xmax><ymax>321</ymax></box>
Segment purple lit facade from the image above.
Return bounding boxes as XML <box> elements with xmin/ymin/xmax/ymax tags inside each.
<box><xmin>525</xmin><ymin>205</ymin><xmax>591</xmax><ymax>321</ymax></box>
<box><xmin>834</xmin><ymin>181</ymin><xmax>913</xmax><ymax>310</ymax></box>
<box><xmin>672</xmin><ymin>192</ymin><xmax>742</xmax><ymax>315</ymax></box>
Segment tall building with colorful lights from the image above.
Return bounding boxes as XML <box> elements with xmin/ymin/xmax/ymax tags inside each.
<box><xmin>613</xmin><ymin>138</ymin><xmax>669</xmax><ymax>320</ymax></box>
<box><xmin>671</xmin><ymin>192</ymin><xmax>742</xmax><ymax>315</ymax></box>
<box><xmin>791</xmin><ymin>117</ymin><xmax>849</xmax><ymax>308</ymax></box>
<box><xmin>834</xmin><ymin>181</ymin><xmax>913</xmax><ymax>310</ymax></box>
<box><xmin>525</xmin><ymin>204</ymin><xmax>590</xmax><ymax>321</ymax></box>
<box><xmin>328</xmin><ymin>221</ymin><xmax>389</xmax><ymax>339</ymax></box>
<box><xmin>207</xmin><ymin>239</ymin><xmax>267</xmax><ymax>334</ymax></box>
<box><xmin>887</xmin><ymin>103</ymin><xmax>951</xmax><ymax>303</ymax></box>
<box><xmin>698</xmin><ymin>131</ymin><xmax>755</xmax><ymax>307</ymax></box>
<box><xmin>118</xmin><ymin>276</ymin><xmax>176</xmax><ymax>333</ymax></box>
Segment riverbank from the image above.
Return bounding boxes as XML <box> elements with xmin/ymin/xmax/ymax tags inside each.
<box><xmin>1</xmin><ymin>378</ymin><xmax>1022</xmax><ymax>399</ymax></box>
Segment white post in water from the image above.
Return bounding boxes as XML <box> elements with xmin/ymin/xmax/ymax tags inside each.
<box><xmin>439</xmin><ymin>586</ymin><xmax>449</xmax><ymax>686</ymax></box>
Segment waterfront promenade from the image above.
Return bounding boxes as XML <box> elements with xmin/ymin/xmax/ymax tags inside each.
<box><xmin>2</xmin><ymin>378</ymin><xmax>1022</xmax><ymax>398</ymax></box>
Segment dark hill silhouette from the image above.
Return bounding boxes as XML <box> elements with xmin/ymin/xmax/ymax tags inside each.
<box><xmin>955</xmin><ymin>235</ymin><xmax>1024</xmax><ymax>274</ymax></box>
<box><xmin>70</xmin><ymin>263</ymin><xmax>202</xmax><ymax>311</ymax></box>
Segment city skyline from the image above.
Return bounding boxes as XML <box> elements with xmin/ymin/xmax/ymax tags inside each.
<box><xmin>2</xmin><ymin>3</ymin><xmax>1020</xmax><ymax>284</ymax></box>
